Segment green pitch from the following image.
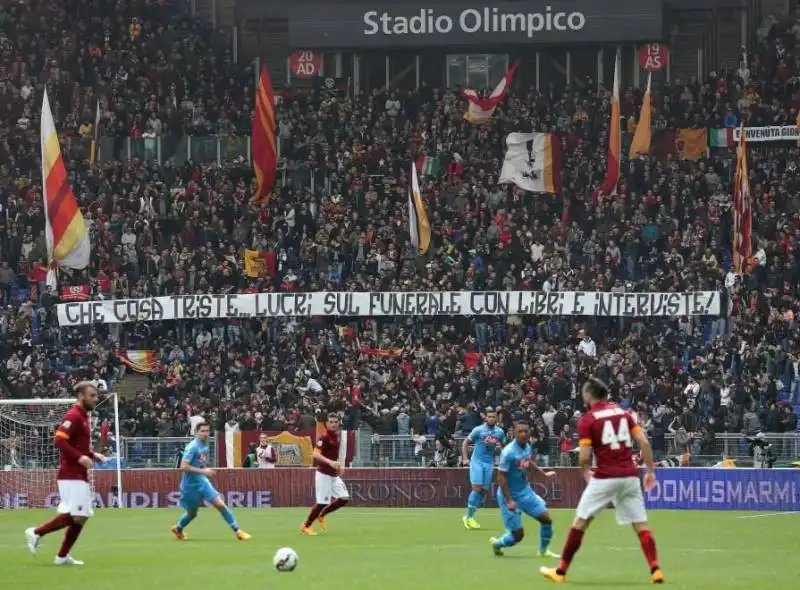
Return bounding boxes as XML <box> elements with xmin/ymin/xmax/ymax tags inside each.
<box><xmin>1</xmin><ymin>508</ymin><xmax>797</xmax><ymax>589</ymax></box>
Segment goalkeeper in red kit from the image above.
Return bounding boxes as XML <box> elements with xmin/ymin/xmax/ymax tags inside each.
<box><xmin>25</xmin><ymin>382</ymin><xmax>107</xmax><ymax>565</ymax></box>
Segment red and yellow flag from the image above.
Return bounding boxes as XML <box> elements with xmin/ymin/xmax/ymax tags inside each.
<box><xmin>595</xmin><ymin>49</ymin><xmax>621</xmax><ymax>198</ymax></box>
<box><xmin>675</xmin><ymin>129</ymin><xmax>708</xmax><ymax>161</ymax></box>
<box><xmin>243</xmin><ymin>248</ymin><xmax>269</xmax><ymax>277</ymax></box>
<box><xmin>251</xmin><ymin>66</ymin><xmax>277</xmax><ymax>204</ymax></box>
<box><xmin>732</xmin><ymin>123</ymin><xmax>752</xmax><ymax>273</ymax></box>
<box><xmin>41</xmin><ymin>90</ymin><xmax>90</xmax><ymax>280</ymax></box>
<box><xmin>359</xmin><ymin>347</ymin><xmax>403</xmax><ymax>357</ymax></box>
<box><xmin>629</xmin><ymin>72</ymin><xmax>652</xmax><ymax>159</ymax></box>
<box><xmin>462</xmin><ymin>61</ymin><xmax>519</xmax><ymax>125</ymax></box>
<box><xmin>115</xmin><ymin>350</ymin><xmax>158</xmax><ymax>373</ymax></box>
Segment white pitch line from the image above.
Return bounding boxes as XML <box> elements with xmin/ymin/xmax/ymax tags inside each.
<box><xmin>736</xmin><ymin>511</ymin><xmax>800</xmax><ymax>519</ymax></box>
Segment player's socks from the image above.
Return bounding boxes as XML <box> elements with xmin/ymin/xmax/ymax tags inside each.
<box><xmin>466</xmin><ymin>490</ymin><xmax>483</xmax><ymax>519</ymax></box>
<box><xmin>539</xmin><ymin>522</ymin><xmax>554</xmax><ymax>554</ymax></box>
<box><xmin>57</xmin><ymin>524</ymin><xmax>83</xmax><ymax>559</ymax></box>
<box><xmin>556</xmin><ymin>527</ymin><xmax>585</xmax><ymax>575</ymax></box>
<box><xmin>320</xmin><ymin>498</ymin><xmax>348</xmax><ymax>517</ymax></box>
<box><xmin>637</xmin><ymin>530</ymin><xmax>659</xmax><ymax>571</ymax></box>
<box><xmin>304</xmin><ymin>503</ymin><xmax>325</xmax><ymax>528</ymax></box>
<box><xmin>219</xmin><ymin>506</ymin><xmax>239</xmax><ymax>532</ymax></box>
<box><xmin>493</xmin><ymin>532</ymin><xmax>518</xmax><ymax>549</ymax></box>
<box><xmin>177</xmin><ymin>512</ymin><xmax>195</xmax><ymax>531</ymax></box>
<box><xmin>34</xmin><ymin>514</ymin><xmax>73</xmax><ymax>537</ymax></box>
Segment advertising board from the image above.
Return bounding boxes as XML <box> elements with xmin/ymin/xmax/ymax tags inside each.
<box><xmin>2</xmin><ymin>468</ymin><xmax>798</xmax><ymax>512</ymax></box>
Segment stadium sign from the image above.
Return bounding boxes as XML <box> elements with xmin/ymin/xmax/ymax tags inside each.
<box><xmin>363</xmin><ymin>8</ymin><xmax>587</xmax><ymax>37</ymax></box>
<box><xmin>287</xmin><ymin>0</ymin><xmax>663</xmax><ymax>48</ymax></box>
<box><xmin>56</xmin><ymin>290</ymin><xmax>721</xmax><ymax>326</ymax></box>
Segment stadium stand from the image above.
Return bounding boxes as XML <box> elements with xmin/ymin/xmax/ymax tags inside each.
<box><xmin>0</xmin><ymin>0</ymin><xmax>798</xmax><ymax>468</ymax></box>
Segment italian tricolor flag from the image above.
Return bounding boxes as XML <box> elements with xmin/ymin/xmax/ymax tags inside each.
<box><xmin>709</xmin><ymin>128</ymin><xmax>735</xmax><ymax>148</ymax></box>
<box><xmin>415</xmin><ymin>156</ymin><xmax>441</xmax><ymax>177</ymax></box>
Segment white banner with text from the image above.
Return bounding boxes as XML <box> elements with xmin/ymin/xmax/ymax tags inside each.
<box><xmin>56</xmin><ymin>291</ymin><xmax>721</xmax><ymax>326</ymax></box>
<box><xmin>732</xmin><ymin>125</ymin><xmax>800</xmax><ymax>143</ymax></box>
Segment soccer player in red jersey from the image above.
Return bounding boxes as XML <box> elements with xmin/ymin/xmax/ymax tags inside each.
<box><xmin>541</xmin><ymin>377</ymin><xmax>664</xmax><ymax>585</ymax></box>
<box><xmin>301</xmin><ymin>413</ymin><xmax>350</xmax><ymax>535</ymax></box>
<box><xmin>25</xmin><ymin>381</ymin><xmax>106</xmax><ymax>565</ymax></box>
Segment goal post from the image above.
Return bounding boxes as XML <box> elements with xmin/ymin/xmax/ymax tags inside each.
<box><xmin>0</xmin><ymin>395</ymin><xmax>123</xmax><ymax>509</ymax></box>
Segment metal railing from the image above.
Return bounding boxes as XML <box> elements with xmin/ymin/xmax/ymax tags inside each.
<box><xmin>6</xmin><ymin>431</ymin><xmax>795</xmax><ymax>470</ymax></box>
<box><xmin>56</xmin><ymin>135</ymin><xmax>330</xmax><ymax>193</ymax></box>
<box><xmin>353</xmin><ymin>432</ymin><xmax>800</xmax><ymax>468</ymax></box>
<box><xmin>696</xmin><ymin>432</ymin><xmax>800</xmax><ymax>464</ymax></box>
<box><xmin>59</xmin><ymin>135</ymin><xmax>252</xmax><ymax>166</ymax></box>
<box><xmin>120</xmin><ymin>436</ymin><xmax>217</xmax><ymax>469</ymax></box>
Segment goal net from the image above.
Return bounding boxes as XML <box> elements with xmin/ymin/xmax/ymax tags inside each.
<box><xmin>0</xmin><ymin>396</ymin><xmax>122</xmax><ymax>509</ymax></box>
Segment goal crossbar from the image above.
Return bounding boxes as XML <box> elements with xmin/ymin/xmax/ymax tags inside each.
<box><xmin>0</xmin><ymin>399</ymin><xmax>77</xmax><ymax>405</ymax></box>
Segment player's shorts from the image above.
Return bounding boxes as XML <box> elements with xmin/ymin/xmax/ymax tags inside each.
<box><xmin>576</xmin><ymin>476</ymin><xmax>647</xmax><ymax>526</ymax></box>
<box><xmin>469</xmin><ymin>461</ymin><xmax>494</xmax><ymax>488</ymax></box>
<box><xmin>497</xmin><ymin>488</ymin><xmax>547</xmax><ymax>531</ymax></box>
<box><xmin>57</xmin><ymin>480</ymin><xmax>94</xmax><ymax>518</ymax></box>
<box><xmin>179</xmin><ymin>480</ymin><xmax>221</xmax><ymax>511</ymax></box>
<box><xmin>315</xmin><ymin>471</ymin><xmax>349</xmax><ymax>505</ymax></box>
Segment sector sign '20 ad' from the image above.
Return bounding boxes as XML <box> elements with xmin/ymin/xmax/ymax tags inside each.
<box><xmin>287</xmin><ymin>0</ymin><xmax>663</xmax><ymax>48</ymax></box>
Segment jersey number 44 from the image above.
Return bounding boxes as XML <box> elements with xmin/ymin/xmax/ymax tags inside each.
<box><xmin>600</xmin><ymin>419</ymin><xmax>632</xmax><ymax>450</ymax></box>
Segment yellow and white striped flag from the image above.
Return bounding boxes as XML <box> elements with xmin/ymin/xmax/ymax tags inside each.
<box><xmin>408</xmin><ymin>162</ymin><xmax>431</xmax><ymax>255</ymax></box>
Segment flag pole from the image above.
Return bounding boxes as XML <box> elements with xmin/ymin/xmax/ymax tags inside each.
<box><xmin>46</xmin><ymin>263</ymin><xmax>57</xmax><ymax>290</ymax></box>
<box><xmin>90</xmin><ymin>99</ymin><xmax>100</xmax><ymax>165</ymax></box>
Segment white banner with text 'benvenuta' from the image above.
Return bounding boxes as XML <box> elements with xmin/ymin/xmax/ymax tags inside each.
<box><xmin>56</xmin><ymin>291</ymin><xmax>721</xmax><ymax>326</ymax></box>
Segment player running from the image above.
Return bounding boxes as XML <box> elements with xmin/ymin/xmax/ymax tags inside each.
<box><xmin>170</xmin><ymin>422</ymin><xmax>251</xmax><ymax>541</ymax></box>
<box><xmin>462</xmin><ymin>407</ymin><xmax>505</xmax><ymax>530</ymax></box>
<box><xmin>25</xmin><ymin>381</ymin><xmax>106</xmax><ymax>565</ymax></box>
<box><xmin>541</xmin><ymin>377</ymin><xmax>664</xmax><ymax>585</ymax></box>
<box><xmin>301</xmin><ymin>413</ymin><xmax>350</xmax><ymax>535</ymax></box>
<box><xmin>489</xmin><ymin>419</ymin><xmax>559</xmax><ymax>558</ymax></box>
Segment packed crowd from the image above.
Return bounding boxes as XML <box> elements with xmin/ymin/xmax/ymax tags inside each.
<box><xmin>1</xmin><ymin>2</ymin><xmax>800</xmax><ymax>466</ymax></box>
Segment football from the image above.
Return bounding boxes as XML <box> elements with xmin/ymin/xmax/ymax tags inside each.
<box><xmin>272</xmin><ymin>547</ymin><xmax>299</xmax><ymax>572</ymax></box>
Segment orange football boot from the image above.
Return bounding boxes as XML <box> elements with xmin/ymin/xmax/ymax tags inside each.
<box><xmin>300</xmin><ymin>524</ymin><xmax>318</xmax><ymax>536</ymax></box>
<box><xmin>170</xmin><ymin>525</ymin><xmax>188</xmax><ymax>540</ymax></box>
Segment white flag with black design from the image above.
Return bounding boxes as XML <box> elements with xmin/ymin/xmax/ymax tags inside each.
<box><xmin>498</xmin><ymin>132</ymin><xmax>560</xmax><ymax>194</ymax></box>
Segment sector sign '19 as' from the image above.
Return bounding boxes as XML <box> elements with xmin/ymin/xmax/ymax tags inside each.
<box><xmin>638</xmin><ymin>43</ymin><xmax>668</xmax><ymax>72</ymax></box>
<box><xmin>287</xmin><ymin>0</ymin><xmax>664</xmax><ymax>48</ymax></box>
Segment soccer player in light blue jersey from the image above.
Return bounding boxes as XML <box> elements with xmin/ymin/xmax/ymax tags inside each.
<box><xmin>170</xmin><ymin>422</ymin><xmax>251</xmax><ymax>541</ymax></box>
<box><xmin>461</xmin><ymin>407</ymin><xmax>505</xmax><ymax>530</ymax></box>
<box><xmin>490</xmin><ymin>419</ymin><xmax>560</xmax><ymax>558</ymax></box>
